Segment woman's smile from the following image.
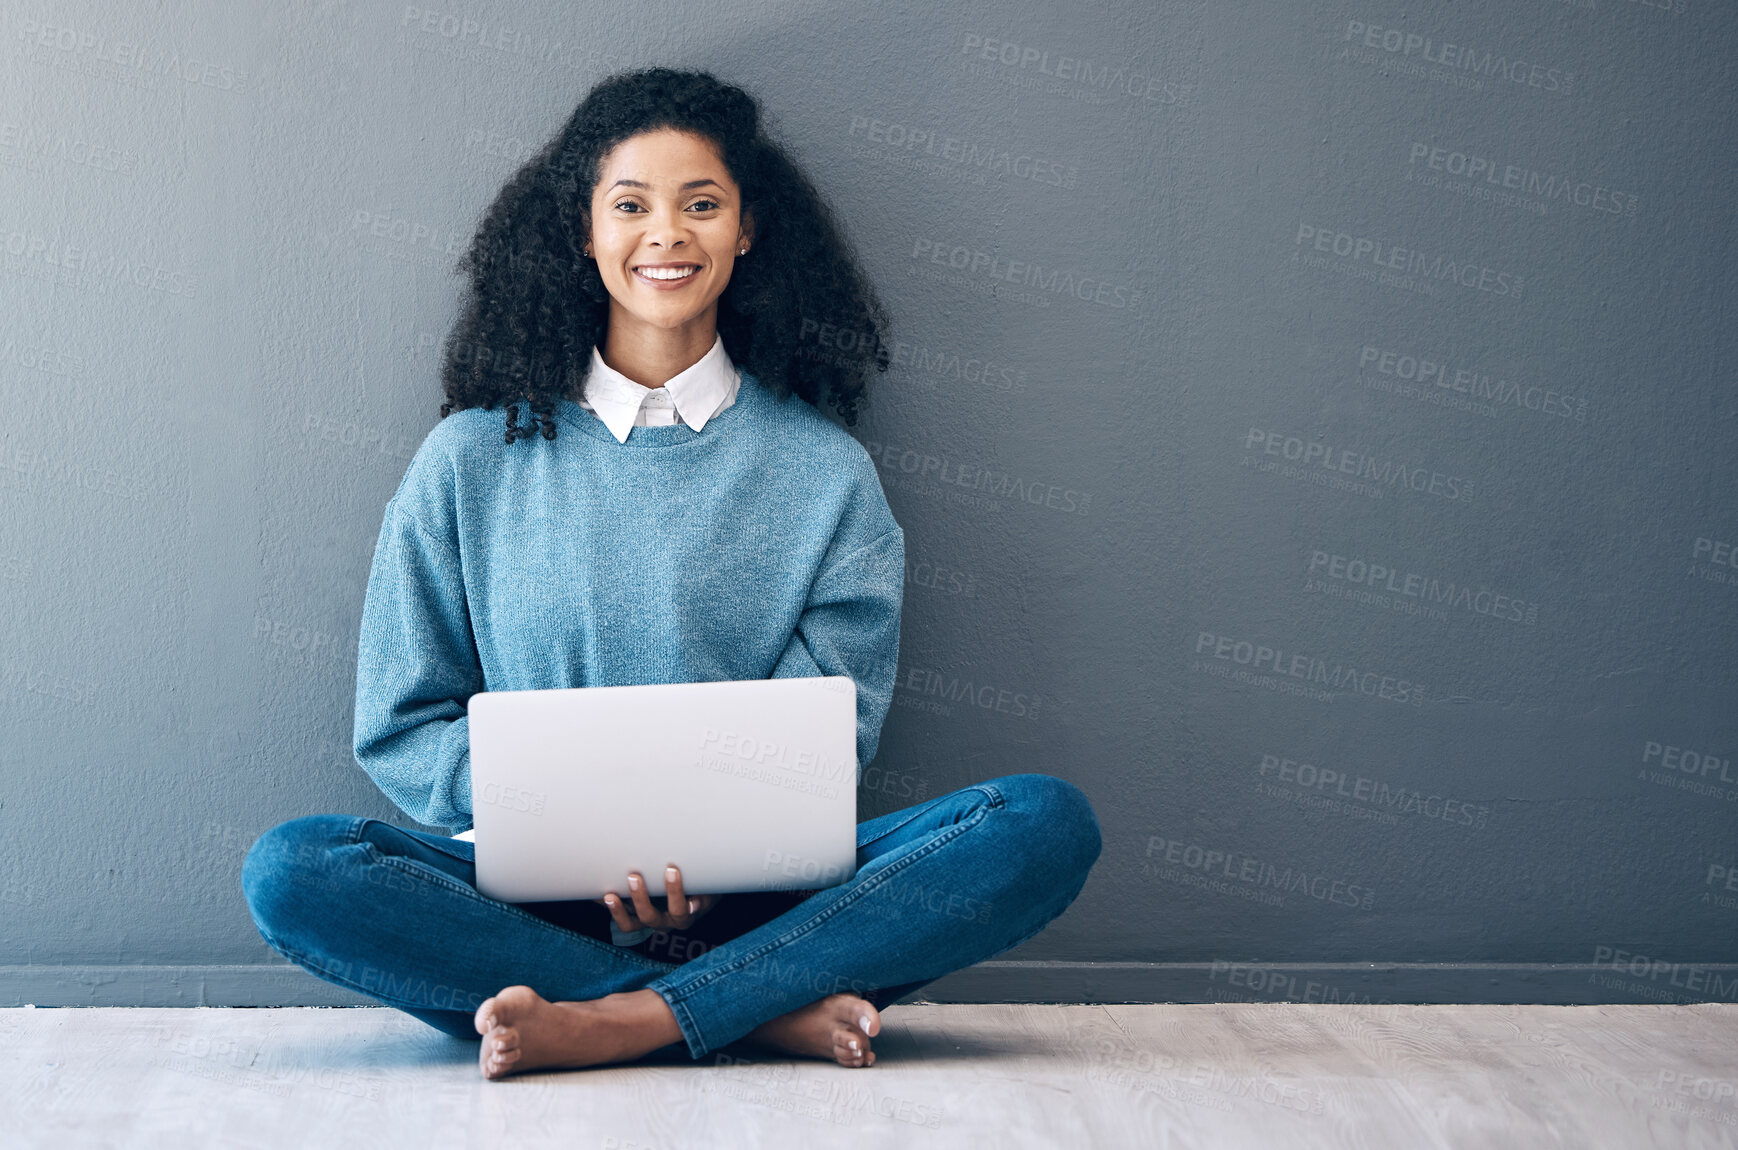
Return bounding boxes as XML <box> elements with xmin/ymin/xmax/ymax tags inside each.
<box><xmin>632</xmin><ymin>261</ymin><xmax>702</xmax><ymax>288</ymax></box>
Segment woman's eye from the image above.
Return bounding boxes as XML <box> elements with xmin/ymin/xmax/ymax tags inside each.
<box><xmin>688</xmin><ymin>199</ymin><xmax>720</xmax><ymax>212</ymax></box>
<box><xmin>613</xmin><ymin>200</ymin><xmax>644</xmax><ymax>213</ymax></box>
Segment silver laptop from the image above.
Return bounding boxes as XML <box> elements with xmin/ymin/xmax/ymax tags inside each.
<box><xmin>466</xmin><ymin>676</ymin><xmax>860</xmax><ymax>903</ymax></box>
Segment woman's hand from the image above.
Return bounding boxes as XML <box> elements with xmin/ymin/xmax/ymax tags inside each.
<box><xmin>593</xmin><ymin>865</ymin><xmax>720</xmax><ymax>933</ymax></box>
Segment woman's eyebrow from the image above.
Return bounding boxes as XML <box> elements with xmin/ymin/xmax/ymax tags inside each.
<box><xmin>606</xmin><ymin>178</ymin><xmax>726</xmax><ymax>192</ymax></box>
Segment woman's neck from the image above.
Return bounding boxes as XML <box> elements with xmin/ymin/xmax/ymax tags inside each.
<box><xmin>599</xmin><ymin>306</ymin><xmax>718</xmax><ymax>389</ymax></box>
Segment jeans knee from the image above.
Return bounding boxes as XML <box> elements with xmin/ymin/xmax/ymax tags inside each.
<box><xmin>240</xmin><ymin>814</ymin><xmax>359</xmax><ymax>937</ymax></box>
<box><xmin>995</xmin><ymin>773</ymin><xmax>1102</xmax><ymax>877</ymax></box>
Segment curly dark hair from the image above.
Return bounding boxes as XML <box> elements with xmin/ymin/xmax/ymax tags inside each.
<box><xmin>437</xmin><ymin>67</ymin><xmax>892</xmax><ymax>444</ymax></box>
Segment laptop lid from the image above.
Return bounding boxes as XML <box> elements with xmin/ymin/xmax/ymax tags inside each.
<box><xmin>468</xmin><ymin>676</ymin><xmax>859</xmax><ymax>903</ymax></box>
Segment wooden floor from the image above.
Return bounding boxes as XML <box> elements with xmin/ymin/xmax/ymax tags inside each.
<box><xmin>3</xmin><ymin>1003</ymin><xmax>1735</xmax><ymax>1148</ymax></box>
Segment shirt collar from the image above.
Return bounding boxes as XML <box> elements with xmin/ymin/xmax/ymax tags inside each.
<box><xmin>582</xmin><ymin>334</ymin><xmax>740</xmax><ymax>444</ymax></box>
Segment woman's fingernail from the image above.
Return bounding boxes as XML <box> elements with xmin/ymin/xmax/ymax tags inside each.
<box><xmin>689</xmin><ymin>897</ymin><xmax>699</xmax><ymax>912</ymax></box>
<box><xmin>628</xmin><ymin>874</ymin><xmax>640</xmax><ymax>889</ymax></box>
<box><xmin>859</xmin><ymin>1015</ymin><xmax>873</xmax><ymax>1035</ymax></box>
<box><xmin>666</xmin><ymin>866</ymin><xmax>679</xmax><ymax>881</ymax></box>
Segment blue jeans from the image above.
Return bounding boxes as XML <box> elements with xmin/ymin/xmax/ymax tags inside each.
<box><xmin>241</xmin><ymin>773</ymin><xmax>1101</xmax><ymax>1060</ymax></box>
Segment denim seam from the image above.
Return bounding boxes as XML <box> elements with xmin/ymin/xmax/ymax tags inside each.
<box><xmin>363</xmin><ymin>849</ymin><xmax>678</xmax><ymax>975</ymax></box>
<box><xmin>856</xmin><ymin>782</ymin><xmax>1005</xmax><ymax>851</ymax></box>
<box><xmin>653</xmin><ymin>988</ymin><xmax>703</xmax><ymax>1060</ymax></box>
<box><xmin>654</xmin><ymin>799</ymin><xmax>997</xmax><ymax>1054</ymax></box>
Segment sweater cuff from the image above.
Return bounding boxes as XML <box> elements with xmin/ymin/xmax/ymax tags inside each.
<box><xmin>448</xmin><ymin>734</ymin><xmax>473</xmax><ymax>830</ymax></box>
<box><xmin>609</xmin><ymin>922</ymin><xmax>655</xmax><ymax>947</ymax></box>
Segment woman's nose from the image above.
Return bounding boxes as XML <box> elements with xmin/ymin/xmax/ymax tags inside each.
<box><xmin>644</xmin><ymin>209</ymin><xmax>691</xmax><ymax>247</ymax></box>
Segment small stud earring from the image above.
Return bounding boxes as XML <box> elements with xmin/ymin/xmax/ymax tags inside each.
<box><xmin>738</xmin><ymin>248</ymin><xmax>747</xmax><ymax>255</ymax></box>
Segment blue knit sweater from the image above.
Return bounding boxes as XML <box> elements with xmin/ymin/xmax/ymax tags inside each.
<box><xmin>352</xmin><ymin>369</ymin><xmax>905</xmax><ymax>832</ymax></box>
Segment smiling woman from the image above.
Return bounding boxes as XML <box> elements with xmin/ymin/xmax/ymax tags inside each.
<box><xmin>436</xmin><ymin>67</ymin><xmax>892</xmax><ymax>442</ymax></box>
<box><xmin>580</xmin><ymin>128</ymin><xmax>755</xmax><ymax>390</ymax></box>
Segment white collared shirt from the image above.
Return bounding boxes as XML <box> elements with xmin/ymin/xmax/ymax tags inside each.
<box><xmin>576</xmin><ymin>333</ymin><xmax>741</xmax><ymax>443</ymax></box>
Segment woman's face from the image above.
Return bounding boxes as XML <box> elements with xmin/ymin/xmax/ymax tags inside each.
<box><xmin>584</xmin><ymin>128</ymin><xmax>753</xmax><ymax>336</ymax></box>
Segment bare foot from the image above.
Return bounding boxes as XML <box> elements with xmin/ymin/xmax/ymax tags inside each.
<box><xmin>473</xmin><ymin>986</ymin><xmax>683</xmax><ymax>1080</ymax></box>
<box><xmin>744</xmin><ymin>993</ymin><xmax>881</xmax><ymax>1068</ymax></box>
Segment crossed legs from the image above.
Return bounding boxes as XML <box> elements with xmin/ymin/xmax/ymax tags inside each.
<box><xmin>242</xmin><ymin>773</ymin><xmax>1101</xmax><ymax>1077</ymax></box>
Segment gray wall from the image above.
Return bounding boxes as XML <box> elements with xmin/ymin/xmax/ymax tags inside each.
<box><xmin>3</xmin><ymin>0</ymin><xmax>1734</xmax><ymax>1006</ymax></box>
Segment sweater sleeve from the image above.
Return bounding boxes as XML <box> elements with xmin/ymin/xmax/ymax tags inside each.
<box><xmin>770</xmin><ymin>525</ymin><xmax>905</xmax><ymax>767</ymax></box>
<box><xmin>351</xmin><ymin>498</ymin><xmax>485</xmax><ymax>831</ymax></box>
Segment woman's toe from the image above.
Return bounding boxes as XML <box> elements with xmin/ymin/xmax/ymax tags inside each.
<box><xmin>480</xmin><ymin>1028</ymin><xmax>523</xmax><ymax>1077</ymax></box>
<box><xmin>474</xmin><ymin>997</ymin><xmax>499</xmax><ymax>1035</ymax></box>
<box><xmin>835</xmin><ymin>1029</ymin><xmax>869</xmax><ymax>1066</ymax></box>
